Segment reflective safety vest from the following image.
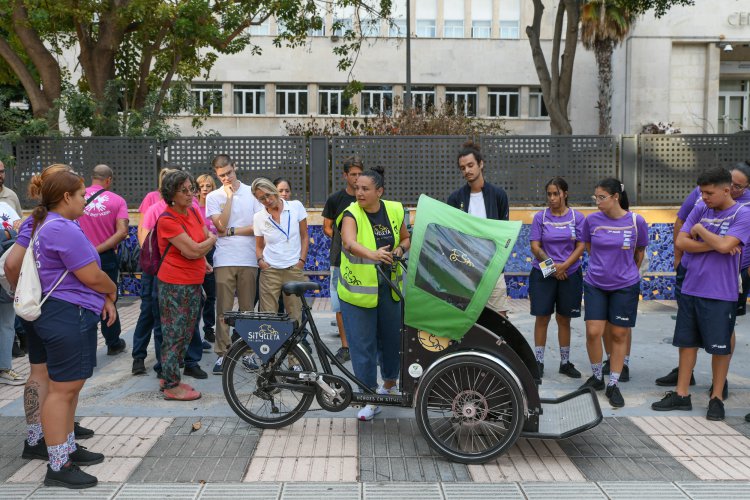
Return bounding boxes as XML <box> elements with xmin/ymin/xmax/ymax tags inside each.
<box><xmin>337</xmin><ymin>200</ymin><xmax>404</xmax><ymax>308</ymax></box>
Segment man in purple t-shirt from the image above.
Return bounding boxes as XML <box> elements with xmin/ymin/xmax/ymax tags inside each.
<box><xmin>78</xmin><ymin>164</ymin><xmax>129</xmax><ymax>355</ymax></box>
<box><xmin>652</xmin><ymin>167</ymin><xmax>750</xmax><ymax>421</ymax></box>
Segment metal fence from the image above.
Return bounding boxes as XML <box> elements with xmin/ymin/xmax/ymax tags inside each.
<box><xmin>5</xmin><ymin>134</ymin><xmax>750</xmax><ymax>208</ymax></box>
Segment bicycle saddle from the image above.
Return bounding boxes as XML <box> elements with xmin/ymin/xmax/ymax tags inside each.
<box><xmin>282</xmin><ymin>281</ymin><xmax>321</xmax><ymax>296</ymax></box>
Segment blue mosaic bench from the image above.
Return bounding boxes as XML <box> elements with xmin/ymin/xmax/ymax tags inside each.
<box><xmin>118</xmin><ymin>223</ymin><xmax>678</xmax><ymax>301</ymax></box>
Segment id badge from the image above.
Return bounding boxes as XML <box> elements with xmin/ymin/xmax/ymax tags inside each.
<box><xmin>540</xmin><ymin>258</ymin><xmax>556</xmax><ymax>278</ymax></box>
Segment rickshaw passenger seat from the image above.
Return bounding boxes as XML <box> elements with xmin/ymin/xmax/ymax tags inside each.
<box><xmin>282</xmin><ymin>281</ymin><xmax>321</xmax><ymax>297</ymax></box>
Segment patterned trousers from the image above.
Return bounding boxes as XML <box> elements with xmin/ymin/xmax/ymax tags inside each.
<box><xmin>157</xmin><ymin>280</ymin><xmax>202</xmax><ymax>389</ymax></box>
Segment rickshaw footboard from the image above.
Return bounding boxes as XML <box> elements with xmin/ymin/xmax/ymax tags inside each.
<box><xmin>521</xmin><ymin>388</ymin><xmax>602</xmax><ymax>440</ymax></box>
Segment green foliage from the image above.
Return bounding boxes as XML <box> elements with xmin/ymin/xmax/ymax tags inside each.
<box><xmin>620</xmin><ymin>0</ymin><xmax>694</xmax><ymax>17</ymax></box>
<box><xmin>284</xmin><ymin>99</ymin><xmax>508</xmax><ymax>138</ymax></box>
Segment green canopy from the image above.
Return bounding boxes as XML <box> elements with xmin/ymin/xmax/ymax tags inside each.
<box><xmin>404</xmin><ymin>195</ymin><xmax>522</xmax><ymax>340</ymax></box>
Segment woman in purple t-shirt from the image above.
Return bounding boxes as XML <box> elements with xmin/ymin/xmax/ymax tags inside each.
<box><xmin>579</xmin><ymin>178</ymin><xmax>648</xmax><ymax>409</ymax></box>
<box><xmin>528</xmin><ymin>177</ymin><xmax>585</xmax><ymax>380</ymax></box>
<box><xmin>26</xmin><ymin>171</ymin><xmax>117</xmax><ymax>488</ymax></box>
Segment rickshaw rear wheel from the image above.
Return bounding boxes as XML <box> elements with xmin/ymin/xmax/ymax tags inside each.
<box><xmin>222</xmin><ymin>341</ymin><xmax>315</xmax><ymax>429</ymax></box>
<box><xmin>415</xmin><ymin>354</ymin><xmax>525</xmax><ymax>464</ymax></box>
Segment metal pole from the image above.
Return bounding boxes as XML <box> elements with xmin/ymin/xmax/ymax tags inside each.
<box><xmin>405</xmin><ymin>0</ymin><xmax>412</xmax><ymax>110</ymax></box>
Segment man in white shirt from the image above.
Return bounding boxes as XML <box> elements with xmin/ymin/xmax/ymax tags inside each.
<box><xmin>205</xmin><ymin>155</ymin><xmax>264</xmax><ymax>374</ymax></box>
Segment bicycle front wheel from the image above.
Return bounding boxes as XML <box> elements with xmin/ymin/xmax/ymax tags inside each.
<box><xmin>222</xmin><ymin>341</ymin><xmax>315</xmax><ymax>429</ymax></box>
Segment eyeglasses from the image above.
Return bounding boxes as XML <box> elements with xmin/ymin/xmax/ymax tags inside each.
<box><xmin>591</xmin><ymin>194</ymin><xmax>613</xmax><ymax>203</ymax></box>
<box><xmin>731</xmin><ymin>183</ymin><xmax>749</xmax><ymax>192</ymax></box>
<box><xmin>257</xmin><ymin>193</ymin><xmax>275</xmax><ymax>202</ymax></box>
<box><xmin>179</xmin><ymin>186</ymin><xmax>197</xmax><ymax>195</ymax></box>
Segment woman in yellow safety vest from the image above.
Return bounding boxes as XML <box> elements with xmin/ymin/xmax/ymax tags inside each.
<box><xmin>338</xmin><ymin>166</ymin><xmax>411</xmax><ymax>421</ymax></box>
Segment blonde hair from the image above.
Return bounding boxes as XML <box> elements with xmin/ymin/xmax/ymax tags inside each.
<box><xmin>251</xmin><ymin>177</ymin><xmax>279</xmax><ymax>198</ymax></box>
<box><xmin>196</xmin><ymin>174</ymin><xmax>216</xmax><ymax>191</ymax></box>
<box><xmin>28</xmin><ymin>163</ymin><xmax>73</xmax><ymax>200</ymax></box>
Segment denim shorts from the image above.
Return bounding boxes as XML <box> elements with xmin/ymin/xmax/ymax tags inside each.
<box><xmin>674</xmin><ymin>293</ymin><xmax>735</xmax><ymax>355</ymax></box>
<box><xmin>32</xmin><ymin>298</ymin><xmax>99</xmax><ymax>382</ymax></box>
<box><xmin>583</xmin><ymin>282</ymin><xmax>640</xmax><ymax>328</ymax></box>
<box><xmin>330</xmin><ymin>266</ymin><xmax>342</xmax><ymax>313</ymax></box>
<box><xmin>737</xmin><ymin>267</ymin><xmax>750</xmax><ymax>316</ymax></box>
<box><xmin>529</xmin><ymin>267</ymin><xmax>583</xmax><ymax>318</ymax></box>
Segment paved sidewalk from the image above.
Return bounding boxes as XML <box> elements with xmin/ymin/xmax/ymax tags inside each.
<box><xmin>0</xmin><ymin>298</ymin><xmax>749</xmax><ymax>498</ymax></box>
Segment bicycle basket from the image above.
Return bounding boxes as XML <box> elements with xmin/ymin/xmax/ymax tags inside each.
<box><xmin>224</xmin><ymin>311</ymin><xmax>295</xmax><ymax>364</ymax></box>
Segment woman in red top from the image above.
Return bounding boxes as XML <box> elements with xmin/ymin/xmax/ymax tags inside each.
<box><xmin>156</xmin><ymin>171</ymin><xmax>216</xmax><ymax>401</ymax></box>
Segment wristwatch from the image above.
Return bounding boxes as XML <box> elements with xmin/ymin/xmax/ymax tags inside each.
<box><xmin>229</xmin><ymin>227</ymin><xmax>235</xmax><ymax>236</ymax></box>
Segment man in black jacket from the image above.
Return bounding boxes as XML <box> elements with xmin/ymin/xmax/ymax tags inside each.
<box><xmin>447</xmin><ymin>141</ymin><xmax>510</xmax><ymax>316</ymax></box>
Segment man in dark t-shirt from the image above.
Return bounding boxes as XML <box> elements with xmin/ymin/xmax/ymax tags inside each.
<box><xmin>322</xmin><ymin>156</ymin><xmax>363</xmax><ymax>364</ymax></box>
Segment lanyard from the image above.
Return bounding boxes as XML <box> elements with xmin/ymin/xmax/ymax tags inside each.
<box><xmin>268</xmin><ymin>209</ymin><xmax>291</xmax><ymax>240</ymax></box>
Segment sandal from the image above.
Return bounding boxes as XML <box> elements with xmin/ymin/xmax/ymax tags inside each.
<box><xmin>163</xmin><ymin>387</ymin><xmax>201</xmax><ymax>401</ymax></box>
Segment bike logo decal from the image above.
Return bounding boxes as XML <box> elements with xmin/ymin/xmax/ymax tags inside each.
<box><xmin>234</xmin><ymin>318</ymin><xmax>295</xmax><ymax>364</ymax></box>
<box><xmin>246</xmin><ymin>323</ymin><xmax>281</xmax><ymax>341</ymax></box>
<box><xmin>260</xmin><ymin>344</ymin><xmax>270</xmax><ymax>354</ymax></box>
<box><xmin>417</xmin><ymin>330</ymin><xmax>451</xmax><ymax>352</ymax></box>
<box><xmin>449</xmin><ymin>249</ymin><xmax>474</xmax><ymax>268</ymax></box>
<box><xmin>408</xmin><ymin>363</ymin><xmax>423</xmax><ymax>378</ymax></box>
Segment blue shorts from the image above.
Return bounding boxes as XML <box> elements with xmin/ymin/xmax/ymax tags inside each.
<box><xmin>583</xmin><ymin>282</ymin><xmax>640</xmax><ymax>327</ymax></box>
<box><xmin>330</xmin><ymin>266</ymin><xmax>342</xmax><ymax>313</ymax></box>
<box><xmin>32</xmin><ymin>298</ymin><xmax>99</xmax><ymax>382</ymax></box>
<box><xmin>737</xmin><ymin>267</ymin><xmax>749</xmax><ymax>316</ymax></box>
<box><xmin>22</xmin><ymin>318</ymin><xmax>45</xmax><ymax>365</ymax></box>
<box><xmin>529</xmin><ymin>267</ymin><xmax>583</xmax><ymax>318</ymax></box>
<box><xmin>674</xmin><ymin>293</ymin><xmax>735</xmax><ymax>355</ymax></box>
<box><xmin>675</xmin><ymin>262</ymin><xmax>687</xmax><ymax>300</ymax></box>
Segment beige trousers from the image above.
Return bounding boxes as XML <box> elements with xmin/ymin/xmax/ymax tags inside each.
<box><xmin>214</xmin><ymin>266</ymin><xmax>258</xmax><ymax>356</ymax></box>
<box><xmin>259</xmin><ymin>266</ymin><xmax>306</xmax><ymax>325</ymax></box>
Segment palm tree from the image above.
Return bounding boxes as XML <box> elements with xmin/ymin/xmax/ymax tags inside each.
<box><xmin>580</xmin><ymin>0</ymin><xmax>637</xmax><ymax>135</ymax></box>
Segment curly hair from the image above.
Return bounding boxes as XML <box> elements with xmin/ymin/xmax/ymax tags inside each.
<box><xmin>160</xmin><ymin>170</ymin><xmax>194</xmax><ymax>206</ymax></box>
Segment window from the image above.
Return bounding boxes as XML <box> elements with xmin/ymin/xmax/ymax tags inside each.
<box><xmin>333</xmin><ymin>5</ymin><xmax>355</xmax><ymax>36</ymax></box>
<box><xmin>443</xmin><ymin>0</ymin><xmax>464</xmax><ymax>38</ymax></box>
<box><xmin>499</xmin><ymin>0</ymin><xmax>520</xmax><ymax>39</ymax></box>
<box><xmin>389</xmin><ymin>0</ymin><xmax>407</xmax><ymax>37</ymax></box>
<box><xmin>718</xmin><ymin>80</ymin><xmax>749</xmax><ymax>133</ymax></box>
<box><xmin>361</xmin><ymin>86</ymin><xmax>393</xmax><ymax>115</ymax></box>
<box><xmin>488</xmin><ymin>88</ymin><xmax>519</xmax><ymax>117</ymax></box>
<box><xmin>416</xmin><ymin>0</ymin><xmax>436</xmax><ymax>37</ymax></box>
<box><xmin>409</xmin><ymin>86</ymin><xmax>436</xmax><ymax>112</ymax></box>
<box><xmin>319</xmin><ymin>87</ymin><xmax>350</xmax><ymax>115</ymax></box>
<box><xmin>529</xmin><ymin>88</ymin><xmax>549</xmax><ymax>118</ymax></box>
<box><xmin>276</xmin><ymin>86</ymin><xmax>308</xmax><ymax>115</ymax></box>
<box><xmin>309</xmin><ymin>18</ymin><xmax>325</xmax><ymax>37</ymax></box>
<box><xmin>471</xmin><ymin>0</ymin><xmax>492</xmax><ymax>38</ymax></box>
<box><xmin>191</xmin><ymin>84</ymin><xmax>223</xmax><ymax>115</ymax></box>
<box><xmin>445</xmin><ymin>87</ymin><xmax>477</xmax><ymax>116</ymax></box>
<box><xmin>233</xmin><ymin>86</ymin><xmax>266</xmax><ymax>115</ymax></box>
<box><xmin>361</xmin><ymin>18</ymin><xmax>381</xmax><ymax>36</ymax></box>
<box><xmin>249</xmin><ymin>20</ymin><xmax>270</xmax><ymax>36</ymax></box>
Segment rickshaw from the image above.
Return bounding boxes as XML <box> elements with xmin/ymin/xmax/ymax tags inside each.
<box><xmin>222</xmin><ymin>195</ymin><xmax>602</xmax><ymax>464</ymax></box>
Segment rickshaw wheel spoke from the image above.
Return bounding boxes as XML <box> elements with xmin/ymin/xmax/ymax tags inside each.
<box><xmin>416</xmin><ymin>355</ymin><xmax>524</xmax><ymax>464</ymax></box>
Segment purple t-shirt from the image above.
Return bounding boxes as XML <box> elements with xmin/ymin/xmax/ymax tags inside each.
<box><xmin>582</xmin><ymin>211</ymin><xmax>649</xmax><ymax>290</ymax></box>
<box><xmin>676</xmin><ymin>186</ymin><xmax>701</xmax><ymax>222</ymax></box>
<box><xmin>16</xmin><ymin>217</ymin><xmax>33</xmax><ymax>248</ymax></box>
<box><xmin>529</xmin><ymin>208</ymin><xmax>585</xmax><ymax>273</ymax></box>
<box><xmin>681</xmin><ymin>202</ymin><xmax>750</xmax><ymax>301</ymax></box>
<box><xmin>31</xmin><ymin>213</ymin><xmax>105</xmax><ymax>314</ymax></box>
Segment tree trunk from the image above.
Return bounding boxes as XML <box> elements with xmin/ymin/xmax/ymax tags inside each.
<box><xmin>595</xmin><ymin>39</ymin><xmax>614</xmax><ymax>135</ymax></box>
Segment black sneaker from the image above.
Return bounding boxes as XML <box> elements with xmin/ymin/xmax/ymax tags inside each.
<box><xmin>559</xmin><ymin>362</ymin><xmax>581</xmax><ymax>378</ymax></box>
<box><xmin>605</xmin><ymin>384</ymin><xmax>625</xmax><ymax>408</ymax></box>
<box><xmin>44</xmin><ymin>463</ymin><xmax>97</xmax><ymax>489</ymax></box>
<box><xmin>11</xmin><ymin>339</ymin><xmax>23</xmax><ymax>358</ymax></box>
<box><xmin>204</xmin><ymin>327</ymin><xmax>215</xmax><ymax>343</ymax></box>
<box><xmin>708</xmin><ymin>380</ymin><xmax>729</xmax><ymax>400</ymax></box>
<box><xmin>579</xmin><ymin>375</ymin><xmax>605</xmax><ymax>391</ymax></box>
<box><xmin>22</xmin><ymin>439</ymin><xmax>48</xmax><ymax>460</ymax></box>
<box><xmin>536</xmin><ymin>362</ymin><xmax>545</xmax><ymax>378</ymax></box>
<box><xmin>655</xmin><ymin>367</ymin><xmax>696</xmax><ymax>387</ymax></box>
<box><xmin>132</xmin><ymin>359</ymin><xmax>146</xmax><ymax>376</ymax></box>
<box><xmin>334</xmin><ymin>347</ymin><xmax>350</xmax><ymax>364</ymax></box>
<box><xmin>707</xmin><ymin>397</ymin><xmax>725</xmax><ymax>421</ymax></box>
<box><xmin>602</xmin><ymin>358</ymin><xmax>610</xmax><ymax>375</ymax></box>
<box><xmin>69</xmin><ymin>445</ymin><xmax>104</xmax><ymax>466</ymax></box>
<box><xmin>183</xmin><ymin>365</ymin><xmax>208</xmax><ymax>379</ymax></box>
<box><xmin>107</xmin><ymin>339</ymin><xmax>126</xmax><ymax>356</ymax></box>
<box><xmin>744</xmin><ymin>412</ymin><xmax>750</xmax><ymax>423</ymax></box>
<box><xmin>620</xmin><ymin>364</ymin><xmax>630</xmax><ymax>383</ymax></box>
<box><xmin>651</xmin><ymin>391</ymin><xmax>692</xmax><ymax>411</ymax></box>
<box><xmin>74</xmin><ymin>422</ymin><xmax>94</xmax><ymax>440</ymax></box>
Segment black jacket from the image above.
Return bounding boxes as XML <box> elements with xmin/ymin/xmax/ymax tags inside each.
<box><xmin>447</xmin><ymin>181</ymin><xmax>510</xmax><ymax>221</ymax></box>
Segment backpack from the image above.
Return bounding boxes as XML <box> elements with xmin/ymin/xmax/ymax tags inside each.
<box><xmin>139</xmin><ymin>210</ymin><xmax>190</xmax><ymax>275</ymax></box>
<box><xmin>14</xmin><ymin>218</ymin><xmax>69</xmax><ymax>321</ymax></box>
<box><xmin>0</xmin><ymin>227</ymin><xmax>18</xmax><ymax>295</ymax></box>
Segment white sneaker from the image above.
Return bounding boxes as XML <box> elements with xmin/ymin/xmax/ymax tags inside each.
<box><xmin>380</xmin><ymin>385</ymin><xmax>400</xmax><ymax>395</ymax></box>
<box><xmin>357</xmin><ymin>404</ymin><xmax>382</xmax><ymax>421</ymax></box>
<box><xmin>0</xmin><ymin>369</ymin><xmax>25</xmax><ymax>385</ymax></box>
